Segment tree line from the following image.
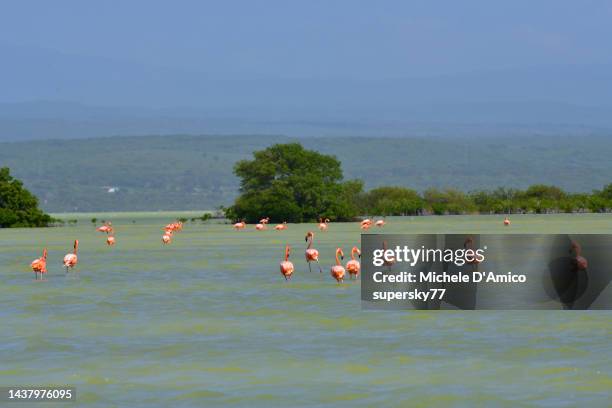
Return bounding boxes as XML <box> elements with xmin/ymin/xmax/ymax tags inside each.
<box><xmin>226</xmin><ymin>143</ymin><xmax>612</xmax><ymax>222</ymax></box>
<box><xmin>360</xmin><ymin>184</ymin><xmax>612</xmax><ymax>216</ymax></box>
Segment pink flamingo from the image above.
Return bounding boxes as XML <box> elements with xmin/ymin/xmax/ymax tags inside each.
<box><xmin>382</xmin><ymin>240</ymin><xmax>395</xmax><ymax>271</ymax></box>
<box><xmin>274</xmin><ymin>222</ymin><xmax>288</xmax><ymax>230</ymax></box>
<box><xmin>233</xmin><ymin>221</ymin><xmax>246</xmax><ymax>230</ymax></box>
<box><xmin>106</xmin><ymin>235</ymin><xmax>116</xmax><ymax>246</ymax></box>
<box><xmin>259</xmin><ymin>217</ymin><xmax>270</xmax><ymax>224</ymax></box>
<box><xmin>346</xmin><ymin>247</ymin><xmax>361</xmax><ymax>279</ymax></box>
<box><xmin>63</xmin><ymin>240</ymin><xmax>79</xmax><ymax>272</ymax></box>
<box><xmin>305</xmin><ymin>231</ymin><xmax>322</xmax><ymax>273</ymax></box>
<box><xmin>255</xmin><ymin>222</ymin><xmax>267</xmax><ymax>231</ymax></box>
<box><xmin>280</xmin><ymin>244</ymin><xmax>294</xmax><ymax>280</ymax></box>
<box><xmin>571</xmin><ymin>241</ymin><xmax>588</xmax><ymax>271</ymax></box>
<box><xmin>375</xmin><ymin>219</ymin><xmax>385</xmax><ymax>227</ymax></box>
<box><xmin>503</xmin><ymin>216</ymin><xmax>511</xmax><ymax>226</ymax></box>
<box><xmin>360</xmin><ymin>219</ymin><xmax>372</xmax><ymax>230</ymax></box>
<box><xmin>162</xmin><ymin>231</ymin><xmax>172</xmax><ymax>244</ymax></box>
<box><xmin>31</xmin><ymin>248</ymin><xmax>48</xmax><ymax>280</ymax></box>
<box><xmin>318</xmin><ymin>218</ymin><xmax>330</xmax><ymax>231</ymax></box>
<box><xmin>330</xmin><ymin>248</ymin><xmax>346</xmax><ymax>283</ymax></box>
<box><xmin>96</xmin><ymin>221</ymin><xmax>113</xmax><ymax>234</ymax></box>
<box><xmin>464</xmin><ymin>236</ymin><xmax>480</xmax><ymax>265</ymax></box>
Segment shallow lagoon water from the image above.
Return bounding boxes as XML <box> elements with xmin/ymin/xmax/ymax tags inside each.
<box><xmin>1</xmin><ymin>214</ymin><xmax>611</xmax><ymax>407</ymax></box>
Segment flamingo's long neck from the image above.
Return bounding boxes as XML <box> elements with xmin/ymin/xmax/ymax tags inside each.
<box><xmin>285</xmin><ymin>246</ymin><xmax>290</xmax><ymax>261</ymax></box>
<box><xmin>351</xmin><ymin>247</ymin><xmax>358</xmax><ymax>260</ymax></box>
<box><xmin>336</xmin><ymin>250</ymin><xmax>341</xmax><ymax>265</ymax></box>
<box><xmin>307</xmin><ymin>236</ymin><xmax>312</xmax><ymax>249</ymax></box>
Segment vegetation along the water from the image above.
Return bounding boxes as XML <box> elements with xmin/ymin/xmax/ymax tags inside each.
<box><xmin>0</xmin><ymin>167</ymin><xmax>53</xmax><ymax>227</ymax></box>
<box><xmin>226</xmin><ymin>143</ymin><xmax>612</xmax><ymax>223</ymax></box>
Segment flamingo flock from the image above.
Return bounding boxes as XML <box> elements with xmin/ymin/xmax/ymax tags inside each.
<box><xmin>28</xmin><ymin>215</ymin><xmax>513</xmax><ymax>283</ymax></box>
<box><xmin>162</xmin><ymin>221</ymin><xmax>183</xmax><ymax>244</ymax></box>
<box><xmin>96</xmin><ymin>221</ymin><xmax>116</xmax><ymax>246</ymax></box>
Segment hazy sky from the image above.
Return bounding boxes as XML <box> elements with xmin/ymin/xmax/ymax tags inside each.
<box><xmin>2</xmin><ymin>0</ymin><xmax>612</xmax><ymax>79</ymax></box>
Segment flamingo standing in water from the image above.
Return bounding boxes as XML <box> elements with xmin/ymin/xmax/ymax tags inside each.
<box><xmin>96</xmin><ymin>222</ymin><xmax>113</xmax><ymax>234</ymax></box>
<box><xmin>233</xmin><ymin>221</ymin><xmax>246</xmax><ymax>230</ymax></box>
<box><xmin>280</xmin><ymin>244</ymin><xmax>294</xmax><ymax>280</ymax></box>
<box><xmin>375</xmin><ymin>219</ymin><xmax>386</xmax><ymax>227</ymax></box>
<box><xmin>503</xmin><ymin>216</ymin><xmax>511</xmax><ymax>226</ymax></box>
<box><xmin>570</xmin><ymin>241</ymin><xmax>588</xmax><ymax>271</ymax></box>
<box><xmin>255</xmin><ymin>222</ymin><xmax>267</xmax><ymax>231</ymax></box>
<box><xmin>346</xmin><ymin>247</ymin><xmax>361</xmax><ymax>279</ymax></box>
<box><xmin>382</xmin><ymin>240</ymin><xmax>395</xmax><ymax>271</ymax></box>
<box><xmin>30</xmin><ymin>248</ymin><xmax>48</xmax><ymax>280</ymax></box>
<box><xmin>464</xmin><ymin>236</ymin><xmax>480</xmax><ymax>265</ymax></box>
<box><xmin>318</xmin><ymin>218</ymin><xmax>330</xmax><ymax>231</ymax></box>
<box><xmin>106</xmin><ymin>234</ymin><xmax>116</xmax><ymax>246</ymax></box>
<box><xmin>305</xmin><ymin>231</ymin><xmax>323</xmax><ymax>273</ymax></box>
<box><xmin>331</xmin><ymin>248</ymin><xmax>346</xmax><ymax>283</ymax></box>
<box><xmin>63</xmin><ymin>240</ymin><xmax>79</xmax><ymax>272</ymax></box>
<box><xmin>274</xmin><ymin>222</ymin><xmax>288</xmax><ymax>230</ymax></box>
<box><xmin>259</xmin><ymin>217</ymin><xmax>270</xmax><ymax>225</ymax></box>
<box><xmin>360</xmin><ymin>219</ymin><xmax>372</xmax><ymax>230</ymax></box>
<box><xmin>162</xmin><ymin>231</ymin><xmax>172</xmax><ymax>244</ymax></box>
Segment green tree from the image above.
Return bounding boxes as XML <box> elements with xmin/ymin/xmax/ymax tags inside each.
<box><xmin>0</xmin><ymin>167</ymin><xmax>53</xmax><ymax>228</ymax></box>
<box><xmin>424</xmin><ymin>188</ymin><xmax>476</xmax><ymax>215</ymax></box>
<box><xmin>362</xmin><ymin>186</ymin><xmax>424</xmax><ymax>215</ymax></box>
<box><xmin>226</xmin><ymin>143</ymin><xmax>363</xmax><ymax>222</ymax></box>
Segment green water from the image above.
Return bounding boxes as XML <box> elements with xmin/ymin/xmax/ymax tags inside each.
<box><xmin>1</xmin><ymin>214</ymin><xmax>611</xmax><ymax>407</ymax></box>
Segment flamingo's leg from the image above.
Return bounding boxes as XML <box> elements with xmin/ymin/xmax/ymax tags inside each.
<box><xmin>308</xmin><ymin>262</ymin><xmax>312</xmax><ymax>273</ymax></box>
<box><xmin>316</xmin><ymin>260</ymin><xmax>322</xmax><ymax>273</ymax></box>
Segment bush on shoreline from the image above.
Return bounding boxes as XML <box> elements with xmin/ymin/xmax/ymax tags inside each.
<box><xmin>358</xmin><ymin>184</ymin><xmax>612</xmax><ymax>216</ymax></box>
<box><xmin>0</xmin><ymin>167</ymin><xmax>54</xmax><ymax>228</ymax></box>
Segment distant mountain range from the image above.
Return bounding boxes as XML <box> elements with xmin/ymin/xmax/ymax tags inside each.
<box><xmin>2</xmin><ymin>45</ymin><xmax>612</xmax><ymax>140</ymax></box>
<box><xmin>1</xmin><ymin>100</ymin><xmax>611</xmax><ymax>141</ymax></box>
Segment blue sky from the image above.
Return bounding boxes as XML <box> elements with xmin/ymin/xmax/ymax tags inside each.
<box><xmin>2</xmin><ymin>0</ymin><xmax>612</xmax><ymax>80</ymax></box>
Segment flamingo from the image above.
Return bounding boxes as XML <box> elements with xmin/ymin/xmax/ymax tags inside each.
<box><xmin>96</xmin><ymin>222</ymin><xmax>113</xmax><ymax>234</ymax></box>
<box><xmin>255</xmin><ymin>223</ymin><xmax>267</xmax><ymax>231</ymax></box>
<box><xmin>274</xmin><ymin>222</ymin><xmax>288</xmax><ymax>231</ymax></box>
<box><xmin>503</xmin><ymin>216</ymin><xmax>511</xmax><ymax>226</ymax></box>
<box><xmin>259</xmin><ymin>217</ymin><xmax>270</xmax><ymax>225</ymax></box>
<box><xmin>30</xmin><ymin>248</ymin><xmax>48</xmax><ymax>280</ymax></box>
<box><xmin>375</xmin><ymin>219</ymin><xmax>386</xmax><ymax>227</ymax></box>
<box><xmin>318</xmin><ymin>218</ymin><xmax>330</xmax><ymax>231</ymax></box>
<box><xmin>162</xmin><ymin>232</ymin><xmax>172</xmax><ymax>244</ymax></box>
<box><xmin>570</xmin><ymin>241</ymin><xmax>588</xmax><ymax>271</ymax></box>
<box><xmin>360</xmin><ymin>219</ymin><xmax>372</xmax><ymax>230</ymax></box>
<box><xmin>305</xmin><ymin>231</ymin><xmax>323</xmax><ymax>273</ymax></box>
<box><xmin>63</xmin><ymin>240</ymin><xmax>79</xmax><ymax>272</ymax></box>
<box><xmin>233</xmin><ymin>221</ymin><xmax>246</xmax><ymax>230</ymax></box>
<box><xmin>331</xmin><ymin>248</ymin><xmax>346</xmax><ymax>283</ymax></box>
<box><xmin>106</xmin><ymin>235</ymin><xmax>116</xmax><ymax>246</ymax></box>
<box><xmin>346</xmin><ymin>247</ymin><xmax>361</xmax><ymax>279</ymax></box>
<box><xmin>382</xmin><ymin>240</ymin><xmax>395</xmax><ymax>271</ymax></box>
<box><xmin>280</xmin><ymin>244</ymin><xmax>294</xmax><ymax>280</ymax></box>
<box><xmin>464</xmin><ymin>236</ymin><xmax>480</xmax><ymax>265</ymax></box>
